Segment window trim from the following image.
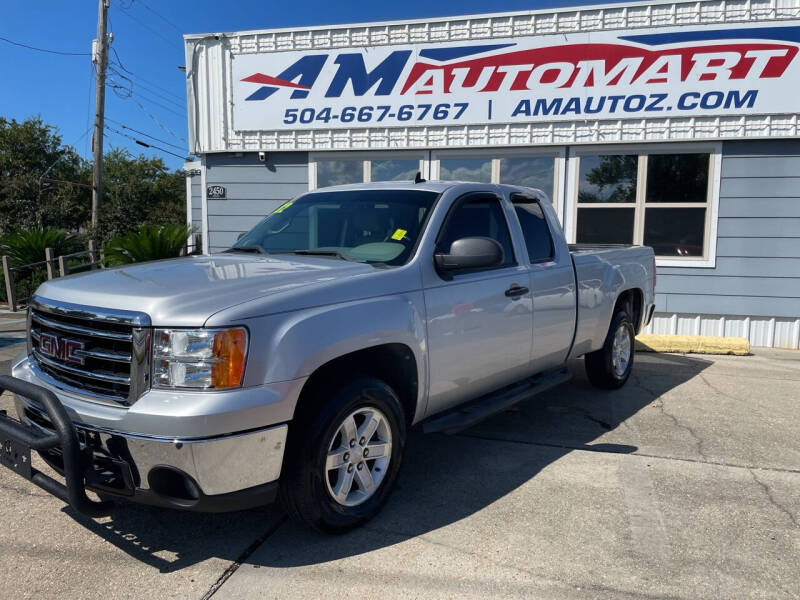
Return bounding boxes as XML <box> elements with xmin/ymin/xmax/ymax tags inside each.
<box><xmin>564</xmin><ymin>142</ymin><xmax>721</xmax><ymax>268</ymax></box>
<box><xmin>309</xmin><ymin>151</ymin><xmax>428</xmax><ymax>190</ymax></box>
<box><xmin>431</xmin><ymin>147</ymin><xmax>567</xmax><ymax>222</ymax></box>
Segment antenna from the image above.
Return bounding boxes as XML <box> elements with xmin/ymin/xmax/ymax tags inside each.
<box><xmin>414</xmin><ymin>171</ymin><xmax>426</xmax><ymax>184</ymax></box>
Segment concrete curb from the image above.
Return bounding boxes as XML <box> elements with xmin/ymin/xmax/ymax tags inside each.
<box><xmin>635</xmin><ymin>333</ymin><xmax>750</xmax><ymax>356</ymax></box>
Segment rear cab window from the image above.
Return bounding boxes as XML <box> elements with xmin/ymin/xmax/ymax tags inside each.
<box><xmin>511</xmin><ymin>193</ymin><xmax>555</xmax><ymax>263</ymax></box>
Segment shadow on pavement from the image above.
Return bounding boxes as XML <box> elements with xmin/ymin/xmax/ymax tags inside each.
<box><xmin>68</xmin><ymin>352</ymin><xmax>712</xmax><ymax>573</ymax></box>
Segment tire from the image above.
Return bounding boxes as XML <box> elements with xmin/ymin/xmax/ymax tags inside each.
<box><xmin>279</xmin><ymin>377</ymin><xmax>406</xmax><ymax>533</ymax></box>
<box><xmin>585</xmin><ymin>310</ymin><xmax>635</xmax><ymax>389</ymax></box>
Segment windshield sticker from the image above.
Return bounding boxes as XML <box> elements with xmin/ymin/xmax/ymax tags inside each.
<box><xmin>391</xmin><ymin>228</ymin><xmax>408</xmax><ymax>241</ymax></box>
<box><xmin>275</xmin><ymin>201</ymin><xmax>294</xmax><ymax>214</ymax></box>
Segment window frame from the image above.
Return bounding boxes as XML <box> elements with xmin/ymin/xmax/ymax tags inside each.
<box><xmin>431</xmin><ymin>147</ymin><xmax>567</xmax><ymax>222</ymax></box>
<box><xmin>564</xmin><ymin>142</ymin><xmax>722</xmax><ymax>268</ymax></box>
<box><xmin>434</xmin><ymin>192</ymin><xmax>518</xmax><ymax>277</ymax></box>
<box><xmin>309</xmin><ymin>151</ymin><xmax>428</xmax><ymax>190</ymax></box>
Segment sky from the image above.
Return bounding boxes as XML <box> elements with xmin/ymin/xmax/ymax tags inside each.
<box><xmin>0</xmin><ymin>0</ymin><xmax>628</xmax><ymax>170</ymax></box>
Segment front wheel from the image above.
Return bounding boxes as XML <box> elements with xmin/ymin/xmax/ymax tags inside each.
<box><xmin>585</xmin><ymin>310</ymin><xmax>635</xmax><ymax>389</ymax></box>
<box><xmin>279</xmin><ymin>377</ymin><xmax>406</xmax><ymax>533</ymax></box>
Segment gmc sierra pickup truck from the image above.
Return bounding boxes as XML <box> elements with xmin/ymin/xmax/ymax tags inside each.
<box><xmin>0</xmin><ymin>180</ymin><xmax>654</xmax><ymax>532</ymax></box>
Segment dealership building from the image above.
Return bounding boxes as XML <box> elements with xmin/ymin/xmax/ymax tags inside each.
<box><xmin>183</xmin><ymin>0</ymin><xmax>800</xmax><ymax>348</ymax></box>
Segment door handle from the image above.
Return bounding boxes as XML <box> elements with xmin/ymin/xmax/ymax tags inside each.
<box><xmin>505</xmin><ymin>284</ymin><xmax>529</xmax><ymax>298</ymax></box>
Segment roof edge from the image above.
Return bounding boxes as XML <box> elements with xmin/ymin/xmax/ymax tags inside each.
<box><xmin>182</xmin><ymin>0</ymin><xmax>674</xmax><ymax>42</ymax></box>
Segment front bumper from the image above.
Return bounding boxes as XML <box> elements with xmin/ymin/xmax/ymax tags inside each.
<box><xmin>16</xmin><ymin>396</ymin><xmax>288</xmax><ymax>507</ymax></box>
<box><xmin>3</xmin><ymin>357</ymin><xmax>298</xmax><ymax>513</ymax></box>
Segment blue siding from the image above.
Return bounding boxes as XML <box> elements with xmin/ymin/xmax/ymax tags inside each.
<box><xmin>190</xmin><ymin>178</ymin><xmax>202</xmax><ymax>233</ymax></box>
<box><xmin>205</xmin><ymin>153</ymin><xmax>309</xmax><ymax>252</ymax></box>
<box><xmin>655</xmin><ymin>140</ymin><xmax>800</xmax><ymax>319</ymax></box>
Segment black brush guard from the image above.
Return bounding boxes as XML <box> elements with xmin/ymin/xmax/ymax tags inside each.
<box><xmin>0</xmin><ymin>375</ymin><xmax>113</xmax><ymax>517</ymax></box>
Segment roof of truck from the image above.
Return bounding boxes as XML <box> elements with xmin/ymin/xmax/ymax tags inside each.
<box><xmin>303</xmin><ymin>180</ymin><xmax>548</xmax><ymax>199</ymax></box>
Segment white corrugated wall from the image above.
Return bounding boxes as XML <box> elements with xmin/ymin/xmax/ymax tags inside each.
<box><xmin>644</xmin><ymin>313</ymin><xmax>800</xmax><ymax>349</ymax></box>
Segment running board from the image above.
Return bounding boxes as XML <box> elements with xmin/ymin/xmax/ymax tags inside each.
<box><xmin>422</xmin><ymin>367</ymin><xmax>571</xmax><ymax>435</ymax></box>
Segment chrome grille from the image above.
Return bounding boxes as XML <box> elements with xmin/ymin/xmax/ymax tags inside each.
<box><xmin>28</xmin><ymin>296</ymin><xmax>151</xmax><ymax>406</ymax></box>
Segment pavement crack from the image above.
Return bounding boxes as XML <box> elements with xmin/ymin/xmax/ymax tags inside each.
<box><xmin>455</xmin><ymin>431</ymin><xmax>800</xmax><ymax>475</ymax></box>
<box><xmin>654</xmin><ymin>398</ymin><xmax>708</xmax><ymax>460</ymax></box>
<box><xmin>698</xmin><ymin>373</ymin><xmax>743</xmax><ymax>403</ymax></box>
<box><xmin>632</xmin><ymin>375</ymin><xmax>708</xmax><ymax>461</ymax></box>
<box><xmin>200</xmin><ymin>515</ymin><xmax>287</xmax><ymax>600</ymax></box>
<box><xmin>748</xmin><ymin>469</ymin><xmax>798</xmax><ymax>529</ymax></box>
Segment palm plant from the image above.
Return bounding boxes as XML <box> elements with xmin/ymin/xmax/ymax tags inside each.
<box><xmin>0</xmin><ymin>228</ymin><xmax>81</xmax><ymax>268</ymax></box>
<box><xmin>103</xmin><ymin>224</ymin><xmax>193</xmax><ymax>266</ymax></box>
<box><xmin>0</xmin><ymin>228</ymin><xmax>81</xmax><ymax>304</ymax></box>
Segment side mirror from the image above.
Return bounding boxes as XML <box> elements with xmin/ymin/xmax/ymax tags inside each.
<box><xmin>434</xmin><ymin>237</ymin><xmax>504</xmax><ymax>273</ymax></box>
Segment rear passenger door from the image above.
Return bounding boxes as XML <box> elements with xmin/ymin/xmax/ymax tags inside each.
<box><xmin>511</xmin><ymin>193</ymin><xmax>577</xmax><ymax>372</ymax></box>
<box><xmin>423</xmin><ymin>193</ymin><xmax>533</xmax><ymax>415</ymax></box>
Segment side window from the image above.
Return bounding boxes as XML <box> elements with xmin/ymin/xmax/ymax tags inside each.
<box><xmin>437</xmin><ymin>197</ymin><xmax>515</xmax><ymax>269</ymax></box>
<box><xmin>512</xmin><ymin>197</ymin><xmax>554</xmax><ymax>262</ymax></box>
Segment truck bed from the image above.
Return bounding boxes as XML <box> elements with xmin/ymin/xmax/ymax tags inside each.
<box><xmin>567</xmin><ymin>244</ymin><xmax>655</xmax><ymax>359</ymax></box>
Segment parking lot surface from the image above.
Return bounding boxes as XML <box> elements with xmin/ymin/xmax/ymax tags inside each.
<box><xmin>1</xmin><ymin>329</ymin><xmax>798</xmax><ymax>599</ymax></box>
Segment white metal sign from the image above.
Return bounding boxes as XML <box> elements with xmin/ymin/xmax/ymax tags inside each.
<box><xmin>232</xmin><ymin>23</ymin><xmax>800</xmax><ymax>131</ymax></box>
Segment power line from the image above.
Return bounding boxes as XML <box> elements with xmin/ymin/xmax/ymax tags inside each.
<box><xmin>116</xmin><ymin>4</ymin><xmax>183</xmax><ymax>52</ymax></box>
<box><xmin>0</xmin><ymin>35</ymin><xmax>90</xmax><ymax>56</ymax></box>
<box><xmin>136</xmin><ymin>0</ymin><xmax>183</xmax><ymax>34</ymax></box>
<box><xmin>106</xmin><ymin>69</ymin><xmax>184</xmax><ymax>118</ymax></box>
<box><xmin>104</xmin><ymin>118</ymin><xmax>186</xmax><ymax>150</ymax></box>
<box><xmin>42</xmin><ymin>177</ymin><xmax>92</xmax><ymax>189</ymax></box>
<box><xmin>108</xmin><ymin>81</ymin><xmax>185</xmax><ymax>118</ymax></box>
<box><xmin>109</xmin><ymin>48</ymin><xmax>184</xmax><ymax>101</ymax></box>
<box><xmin>134</xmin><ymin>88</ymin><xmax>184</xmax><ymax>114</ymax></box>
<box><xmin>109</xmin><ymin>63</ymin><xmax>184</xmax><ymax>104</ymax></box>
<box><xmin>108</xmin><ymin>67</ymin><xmax>184</xmax><ymax>110</ymax></box>
<box><xmin>127</xmin><ymin>97</ymin><xmax>187</xmax><ymax>142</ymax></box>
<box><xmin>105</xmin><ymin>124</ymin><xmax>189</xmax><ymax>160</ymax></box>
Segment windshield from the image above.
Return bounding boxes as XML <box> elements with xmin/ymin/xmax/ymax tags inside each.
<box><xmin>231</xmin><ymin>189</ymin><xmax>439</xmax><ymax>265</ymax></box>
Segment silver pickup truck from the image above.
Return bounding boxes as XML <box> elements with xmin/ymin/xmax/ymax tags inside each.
<box><xmin>0</xmin><ymin>180</ymin><xmax>654</xmax><ymax>532</ymax></box>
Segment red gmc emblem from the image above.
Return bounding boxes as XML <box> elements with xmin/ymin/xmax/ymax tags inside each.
<box><xmin>39</xmin><ymin>333</ymin><xmax>85</xmax><ymax>366</ymax></box>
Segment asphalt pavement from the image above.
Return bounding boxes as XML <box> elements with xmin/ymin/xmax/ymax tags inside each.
<box><xmin>1</xmin><ymin>330</ymin><xmax>798</xmax><ymax>599</ymax></box>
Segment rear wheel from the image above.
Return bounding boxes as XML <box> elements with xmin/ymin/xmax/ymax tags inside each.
<box><xmin>279</xmin><ymin>377</ymin><xmax>406</xmax><ymax>533</ymax></box>
<box><xmin>585</xmin><ymin>310</ymin><xmax>635</xmax><ymax>389</ymax></box>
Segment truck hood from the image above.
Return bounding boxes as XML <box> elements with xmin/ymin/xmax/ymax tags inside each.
<box><xmin>34</xmin><ymin>254</ymin><xmax>379</xmax><ymax>326</ymax></box>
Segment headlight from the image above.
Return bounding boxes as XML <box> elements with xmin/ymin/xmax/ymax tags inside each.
<box><xmin>153</xmin><ymin>327</ymin><xmax>248</xmax><ymax>389</ymax></box>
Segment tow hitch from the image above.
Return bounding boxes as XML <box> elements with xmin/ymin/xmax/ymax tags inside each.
<box><xmin>0</xmin><ymin>375</ymin><xmax>114</xmax><ymax>517</ymax></box>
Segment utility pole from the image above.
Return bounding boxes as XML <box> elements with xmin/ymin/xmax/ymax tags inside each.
<box><xmin>91</xmin><ymin>0</ymin><xmax>110</xmax><ymax>229</ymax></box>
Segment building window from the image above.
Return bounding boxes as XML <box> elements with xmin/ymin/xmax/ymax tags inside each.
<box><xmin>316</xmin><ymin>159</ymin><xmax>364</xmax><ymax>188</ymax></box>
<box><xmin>312</xmin><ymin>154</ymin><xmax>424</xmax><ymax>188</ymax></box>
<box><xmin>439</xmin><ymin>157</ymin><xmax>492</xmax><ymax>183</ymax></box>
<box><xmin>499</xmin><ymin>156</ymin><xmax>556</xmax><ymax>199</ymax></box>
<box><xmin>577</xmin><ymin>155</ymin><xmax>638</xmax><ymax>203</ymax></box>
<box><xmin>370</xmin><ymin>159</ymin><xmax>421</xmax><ymax>182</ymax></box>
<box><xmin>572</xmin><ymin>149</ymin><xmax>713</xmax><ymax>260</ymax></box>
<box><xmin>433</xmin><ymin>151</ymin><xmax>564</xmax><ymax>206</ymax></box>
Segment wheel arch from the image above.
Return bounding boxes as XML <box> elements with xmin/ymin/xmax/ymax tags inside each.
<box><xmin>613</xmin><ymin>287</ymin><xmax>644</xmax><ymax>333</ymax></box>
<box><xmin>294</xmin><ymin>343</ymin><xmax>420</xmax><ymax>428</ymax></box>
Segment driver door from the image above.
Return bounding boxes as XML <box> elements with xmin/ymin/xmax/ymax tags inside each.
<box><xmin>423</xmin><ymin>193</ymin><xmax>533</xmax><ymax>415</ymax></box>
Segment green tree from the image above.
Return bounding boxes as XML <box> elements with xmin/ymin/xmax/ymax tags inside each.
<box><xmin>579</xmin><ymin>155</ymin><xmax>638</xmax><ymax>203</ymax></box>
<box><xmin>94</xmin><ymin>148</ymin><xmax>186</xmax><ymax>244</ymax></box>
<box><xmin>1</xmin><ymin>116</ymin><xmax>187</xmax><ymax>245</ymax></box>
<box><xmin>0</xmin><ymin>117</ymin><xmax>91</xmax><ymax>234</ymax></box>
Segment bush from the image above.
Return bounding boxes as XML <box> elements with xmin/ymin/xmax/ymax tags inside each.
<box><xmin>103</xmin><ymin>224</ymin><xmax>192</xmax><ymax>267</ymax></box>
<box><xmin>0</xmin><ymin>228</ymin><xmax>82</xmax><ymax>305</ymax></box>
<box><xmin>0</xmin><ymin>228</ymin><xmax>82</xmax><ymax>268</ymax></box>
